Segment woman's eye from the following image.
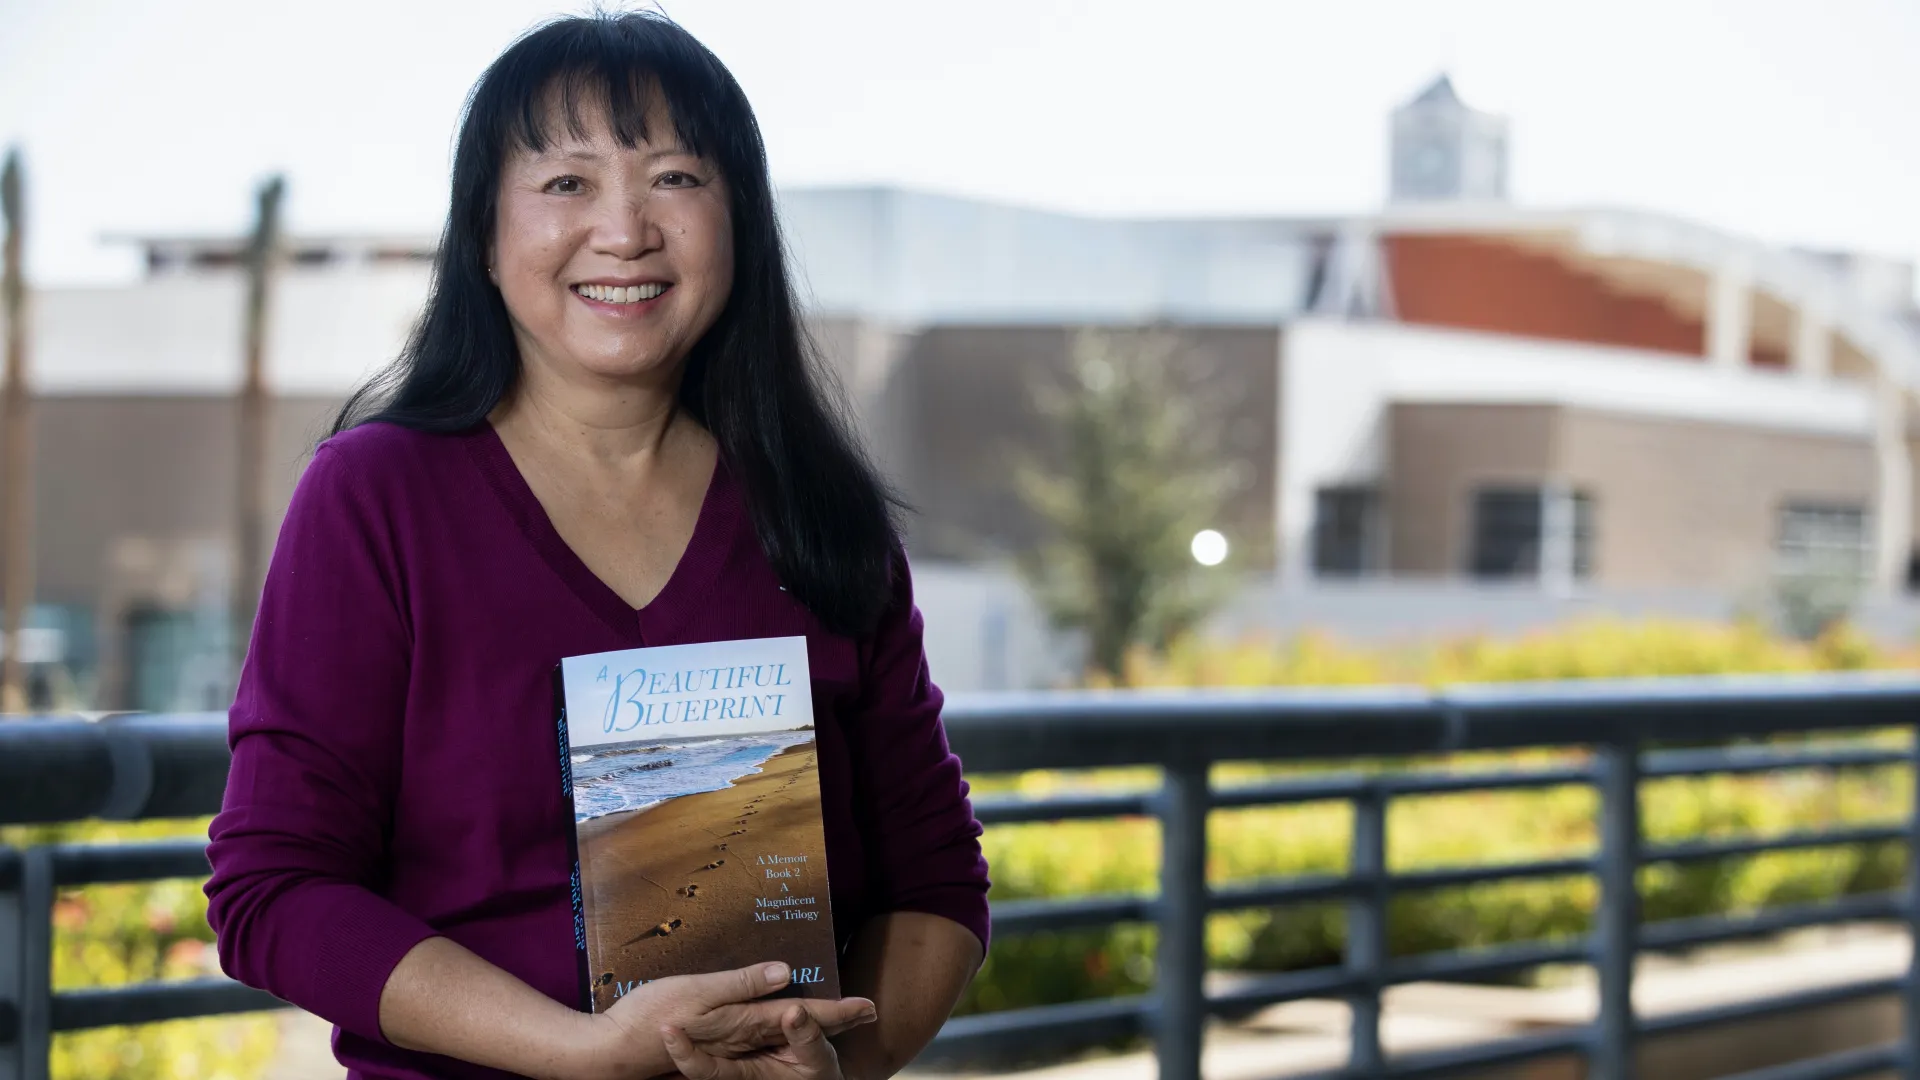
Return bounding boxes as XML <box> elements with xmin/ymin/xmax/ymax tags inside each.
<box><xmin>544</xmin><ymin>175</ymin><xmax>585</xmax><ymax>195</ymax></box>
<box><xmin>657</xmin><ymin>171</ymin><xmax>700</xmax><ymax>189</ymax></box>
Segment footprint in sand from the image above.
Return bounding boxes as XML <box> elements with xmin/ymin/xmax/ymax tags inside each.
<box><xmin>699</xmin><ymin>859</ymin><xmax>726</xmax><ymax>871</ymax></box>
<box><xmin>619</xmin><ymin>918</ymin><xmax>684</xmax><ymax>948</ymax></box>
<box><xmin>678</xmin><ymin>883</ymin><xmax>701</xmax><ymax>898</ymax></box>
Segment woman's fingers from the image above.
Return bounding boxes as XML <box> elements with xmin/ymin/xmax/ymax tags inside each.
<box><xmin>682</xmin><ymin>997</ymin><xmax>875</xmax><ymax>1051</ymax></box>
<box><xmin>664</xmin><ymin>1009</ymin><xmax>844</xmax><ymax>1080</ymax></box>
<box><xmin>661</xmin><ymin>1026</ymin><xmax>732</xmax><ymax>1080</ymax></box>
<box><xmin>778</xmin><ymin>1005</ymin><xmax>835</xmax><ymax>1072</ymax></box>
<box><xmin>798</xmin><ymin>997</ymin><xmax>875</xmax><ymax>1036</ymax></box>
<box><xmin>676</xmin><ymin>963</ymin><xmax>792</xmax><ymax>1009</ymax></box>
<box><xmin>813</xmin><ymin>997</ymin><xmax>878</xmax><ymax>1037</ymax></box>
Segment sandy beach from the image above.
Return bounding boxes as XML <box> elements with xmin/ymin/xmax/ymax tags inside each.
<box><xmin>575</xmin><ymin>740</ymin><xmax>839</xmax><ymax>1011</ymax></box>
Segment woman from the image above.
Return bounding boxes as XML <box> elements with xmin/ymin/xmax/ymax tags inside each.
<box><xmin>204</xmin><ymin>12</ymin><xmax>989</xmax><ymax>1080</ymax></box>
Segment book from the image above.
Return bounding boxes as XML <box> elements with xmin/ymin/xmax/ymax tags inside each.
<box><xmin>555</xmin><ymin>635</ymin><xmax>841</xmax><ymax>1013</ymax></box>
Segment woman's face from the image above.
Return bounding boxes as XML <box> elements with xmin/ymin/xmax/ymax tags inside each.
<box><xmin>492</xmin><ymin>95</ymin><xmax>734</xmax><ymax>391</ymax></box>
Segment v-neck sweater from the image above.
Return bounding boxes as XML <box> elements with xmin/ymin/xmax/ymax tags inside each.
<box><xmin>203</xmin><ymin>421</ymin><xmax>990</xmax><ymax>1080</ymax></box>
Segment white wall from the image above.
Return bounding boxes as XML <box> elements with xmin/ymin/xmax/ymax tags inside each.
<box><xmin>778</xmin><ymin>187</ymin><xmax>1318</xmax><ymax>325</ymax></box>
<box><xmin>12</xmin><ymin>266</ymin><xmax>429</xmax><ymax>395</ymax></box>
<box><xmin>908</xmin><ymin>561</ymin><xmax>1071</xmax><ymax>692</ymax></box>
<box><xmin>1278</xmin><ymin>318</ymin><xmax>1879</xmax><ymax>578</ymax></box>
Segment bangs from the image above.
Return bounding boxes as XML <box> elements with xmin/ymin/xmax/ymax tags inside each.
<box><xmin>477</xmin><ymin>14</ymin><xmax>735</xmax><ymax>163</ymax></box>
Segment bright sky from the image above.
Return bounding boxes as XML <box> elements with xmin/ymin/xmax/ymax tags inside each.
<box><xmin>2</xmin><ymin>0</ymin><xmax>1916</xmax><ymax>288</ymax></box>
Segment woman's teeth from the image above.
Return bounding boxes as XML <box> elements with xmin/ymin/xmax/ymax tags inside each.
<box><xmin>574</xmin><ymin>283</ymin><xmax>668</xmax><ymax>303</ymax></box>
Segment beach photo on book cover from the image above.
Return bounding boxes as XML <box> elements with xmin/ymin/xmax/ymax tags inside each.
<box><xmin>572</xmin><ymin>726</ymin><xmax>839</xmax><ymax>1011</ymax></box>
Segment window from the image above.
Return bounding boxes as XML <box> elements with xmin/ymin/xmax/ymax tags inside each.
<box><xmin>125</xmin><ymin>605</ymin><xmax>194</xmax><ymax>712</ymax></box>
<box><xmin>1777</xmin><ymin>502</ymin><xmax>1870</xmax><ymax>578</ymax></box>
<box><xmin>1470</xmin><ymin>486</ymin><xmax>1594</xmax><ymax>582</ymax></box>
<box><xmin>1312</xmin><ymin>486</ymin><xmax>1379</xmax><ymax>577</ymax></box>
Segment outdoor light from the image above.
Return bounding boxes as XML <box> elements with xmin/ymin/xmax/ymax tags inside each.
<box><xmin>1191</xmin><ymin>529</ymin><xmax>1228</xmax><ymax>567</ymax></box>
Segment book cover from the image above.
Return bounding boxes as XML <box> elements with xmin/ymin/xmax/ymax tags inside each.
<box><xmin>556</xmin><ymin>635</ymin><xmax>840</xmax><ymax>1013</ymax></box>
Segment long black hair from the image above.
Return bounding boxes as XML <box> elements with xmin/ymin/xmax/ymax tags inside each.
<box><xmin>334</xmin><ymin>11</ymin><xmax>902</xmax><ymax>636</ymax></box>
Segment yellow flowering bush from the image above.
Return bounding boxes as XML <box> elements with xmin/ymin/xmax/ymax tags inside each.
<box><xmin>961</xmin><ymin>619</ymin><xmax>1916</xmax><ymax>1017</ymax></box>
<box><xmin>0</xmin><ymin>819</ymin><xmax>280</xmax><ymax>1080</ymax></box>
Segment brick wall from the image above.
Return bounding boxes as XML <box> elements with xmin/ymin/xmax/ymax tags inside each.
<box><xmin>1385</xmin><ymin>234</ymin><xmax>1790</xmax><ymax>367</ymax></box>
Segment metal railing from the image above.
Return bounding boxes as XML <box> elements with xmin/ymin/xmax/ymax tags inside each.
<box><xmin>2</xmin><ymin>674</ymin><xmax>1918</xmax><ymax>1080</ymax></box>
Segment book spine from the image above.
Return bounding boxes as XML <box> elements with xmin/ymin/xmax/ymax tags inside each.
<box><xmin>554</xmin><ymin>667</ymin><xmax>591</xmax><ymax>1012</ymax></box>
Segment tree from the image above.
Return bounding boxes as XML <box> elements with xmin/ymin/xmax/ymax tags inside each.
<box><xmin>1014</xmin><ymin>327</ymin><xmax>1241</xmax><ymax>680</ymax></box>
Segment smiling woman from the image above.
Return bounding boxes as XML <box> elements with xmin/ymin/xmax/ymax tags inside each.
<box><xmin>203</xmin><ymin>12</ymin><xmax>989</xmax><ymax>1080</ymax></box>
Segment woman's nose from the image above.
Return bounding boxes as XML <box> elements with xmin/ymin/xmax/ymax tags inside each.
<box><xmin>589</xmin><ymin>194</ymin><xmax>664</xmax><ymax>261</ymax></box>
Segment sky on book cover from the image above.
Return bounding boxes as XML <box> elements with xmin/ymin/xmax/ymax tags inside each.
<box><xmin>561</xmin><ymin>636</ymin><xmax>815</xmax><ymax>750</ymax></box>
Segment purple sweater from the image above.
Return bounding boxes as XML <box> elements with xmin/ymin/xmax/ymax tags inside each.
<box><xmin>204</xmin><ymin>422</ymin><xmax>990</xmax><ymax>1079</ymax></box>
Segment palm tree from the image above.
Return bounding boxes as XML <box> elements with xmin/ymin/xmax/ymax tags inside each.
<box><xmin>232</xmin><ymin>175</ymin><xmax>284</xmax><ymax>671</ymax></box>
<box><xmin>1</xmin><ymin>148</ymin><xmax>35</xmax><ymax>713</ymax></box>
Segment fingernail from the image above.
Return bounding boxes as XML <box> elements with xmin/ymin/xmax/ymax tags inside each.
<box><xmin>859</xmin><ymin>1007</ymin><xmax>878</xmax><ymax>1024</ymax></box>
<box><xmin>763</xmin><ymin>962</ymin><xmax>790</xmax><ymax>987</ymax></box>
<box><xmin>659</xmin><ymin>1026</ymin><xmax>682</xmax><ymax>1048</ymax></box>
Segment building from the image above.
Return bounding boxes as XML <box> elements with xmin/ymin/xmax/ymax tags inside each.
<box><xmin>2</xmin><ymin>77</ymin><xmax>1916</xmax><ymax>703</ymax></box>
<box><xmin>778</xmin><ymin>77</ymin><xmax>1918</xmax><ymax>605</ymax></box>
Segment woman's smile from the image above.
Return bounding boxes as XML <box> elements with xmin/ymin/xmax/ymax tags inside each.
<box><xmin>572</xmin><ymin>279</ymin><xmax>674</xmax><ymax>316</ymax></box>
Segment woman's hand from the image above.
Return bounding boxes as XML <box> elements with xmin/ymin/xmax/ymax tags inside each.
<box><xmin>585</xmin><ymin>962</ymin><xmax>873</xmax><ymax>1079</ymax></box>
<box><xmin>659</xmin><ymin>1004</ymin><xmax>844</xmax><ymax>1080</ymax></box>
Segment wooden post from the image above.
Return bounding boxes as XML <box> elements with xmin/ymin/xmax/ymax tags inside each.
<box><xmin>232</xmin><ymin>176</ymin><xmax>283</xmax><ymax>671</ymax></box>
<box><xmin>1</xmin><ymin>149</ymin><xmax>35</xmax><ymax>715</ymax></box>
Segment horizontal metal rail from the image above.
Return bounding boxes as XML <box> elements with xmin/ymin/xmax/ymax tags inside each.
<box><xmin>2</xmin><ymin>674</ymin><xmax>1918</xmax><ymax>1080</ymax></box>
<box><xmin>52</xmin><ymin>980</ymin><xmax>282</xmax><ymax>1033</ymax></box>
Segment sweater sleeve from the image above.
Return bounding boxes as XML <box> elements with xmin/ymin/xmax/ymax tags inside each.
<box><xmin>846</xmin><ymin>552</ymin><xmax>991</xmax><ymax>953</ymax></box>
<box><xmin>203</xmin><ymin>441</ymin><xmax>439</xmax><ymax>1044</ymax></box>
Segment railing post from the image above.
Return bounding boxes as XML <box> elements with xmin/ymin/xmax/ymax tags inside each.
<box><xmin>1905</xmin><ymin>723</ymin><xmax>1920</xmax><ymax>1076</ymax></box>
<box><xmin>0</xmin><ymin>849</ymin><xmax>15</xmax><ymax>1080</ymax></box>
<box><xmin>0</xmin><ymin>847</ymin><xmax>49</xmax><ymax>1080</ymax></box>
<box><xmin>1155</xmin><ymin>761</ymin><xmax>1209</xmax><ymax>1080</ymax></box>
<box><xmin>1594</xmin><ymin>742</ymin><xmax>1641</xmax><ymax>1080</ymax></box>
<box><xmin>1346</xmin><ymin>783</ymin><xmax>1387</xmax><ymax>1072</ymax></box>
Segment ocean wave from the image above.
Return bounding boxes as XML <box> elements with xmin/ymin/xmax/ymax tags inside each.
<box><xmin>569</xmin><ymin>731</ymin><xmax>811</xmax><ymax>823</ymax></box>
